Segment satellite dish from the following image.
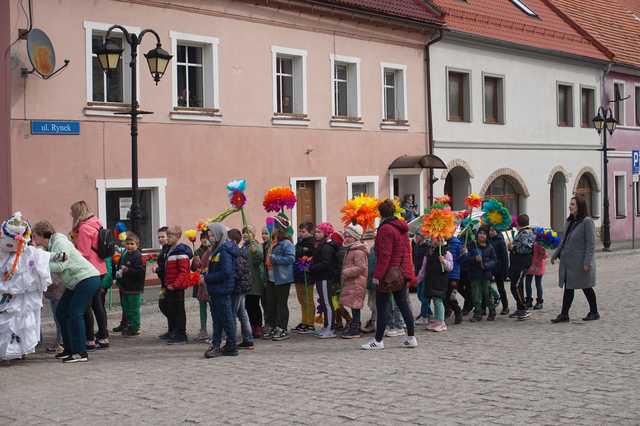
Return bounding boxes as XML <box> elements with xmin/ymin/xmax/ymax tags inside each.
<box><xmin>22</xmin><ymin>28</ymin><xmax>68</xmax><ymax>80</ymax></box>
<box><xmin>26</xmin><ymin>29</ymin><xmax>56</xmax><ymax>77</ymax></box>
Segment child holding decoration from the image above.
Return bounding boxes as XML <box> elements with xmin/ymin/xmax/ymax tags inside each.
<box><xmin>416</xmin><ymin>238</ymin><xmax>453</xmax><ymax>332</ymax></box>
<box><xmin>339</xmin><ymin>224</ymin><xmax>368</xmax><ymax>338</ymax></box>
<box><xmin>463</xmin><ymin>226</ymin><xmax>497</xmax><ymax>322</ymax></box>
<box><xmin>293</xmin><ymin>222</ymin><xmax>316</xmax><ymax>334</ymax></box>
<box><xmin>115</xmin><ymin>232</ymin><xmax>146</xmax><ymax>336</ymax></box>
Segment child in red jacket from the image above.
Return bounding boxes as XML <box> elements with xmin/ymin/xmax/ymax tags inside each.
<box><xmin>164</xmin><ymin>226</ymin><xmax>194</xmax><ymax>345</ymax></box>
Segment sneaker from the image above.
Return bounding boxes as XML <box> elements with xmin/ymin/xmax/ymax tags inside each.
<box><xmin>582</xmin><ymin>312</ymin><xmax>600</xmax><ymax>321</ymax></box>
<box><xmin>112</xmin><ymin>324</ymin><xmax>127</xmax><ymax>333</ymax></box>
<box><xmin>517</xmin><ymin>311</ymin><xmax>531</xmax><ymax>320</ymax></box>
<box><xmin>85</xmin><ymin>341</ymin><xmax>97</xmax><ymax>352</ymax></box>
<box><xmin>385</xmin><ymin>328</ymin><xmax>406</xmax><ymax>337</ymax></box>
<box><xmin>415</xmin><ymin>316</ymin><xmax>428</xmax><ymax>325</ymax></box>
<box><xmin>122</xmin><ymin>329</ymin><xmax>140</xmax><ymax>337</ymax></box>
<box><xmin>46</xmin><ymin>344</ymin><xmax>64</xmax><ymax>353</ymax></box>
<box><xmin>96</xmin><ymin>339</ymin><xmax>110</xmax><ymax>349</ymax></box>
<box><xmin>487</xmin><ymin>310</ymin><xmax>496</xmax><ymax>321</ymax></box>
<box><xmin>298</xmin><ymin>325</ymin><xmax>315</xmax><ymax>334</ymax></box>
<box><xmin>158</xmin><ymin>331</ymin><xmax>173</xmax><ymax>340</ymax></box>
<box><xmin>272</xmin><ymin>329</ymin><xmax>290</xmax><ymax>341</ymax></box>
<box><xmin>432</xmin><ymin>322</ymin><xmax>447</xmax><ymax>332</ymax></box>
<box><xmin>262</xmin><ymin>327</ymin><xmax>274</xmax><ymax>339</ymax></box>
<box><xmin>204</xmin><ymin>346</ymin><xmax>222</xmax><ymax>358</ymax></box>
<box><xmin>222</xmin><ymin>348</ymin><xmax>239</xmax><ymax>356</ymax></box>
<box><xmin>196</xmin><ymin>330</ymin><xmax>209</xmax><ymax>342</ymax></box>
<box><xmin>401</xmin><ymin>336</ymin><xmax>418</xmax><ymax>348</ymax></box>
<box><xmin>54</xmin><ymin>350</ymin><xmax>71</xmax><ymax>359</ymax></box>
<box><xmin>361</xmin><ymin>339</ymin><xmax>384</xmax><ymax>350</ymax></box>
<box><xmin>500</xmin><ymin>307</ymin><xmax>510</xmax><ymax>316</ymax></box>
<box><xmin>238</xmin><ymin>341</ymin><xmax>255</xmax><ymax>350</ymax></box>
<box><xmin>167</xmin><ymin>335</ymin><xmax>188</xmax><ymax>345</ymax></box>
<box><xmin>252</xmin><ymin>326</ymin><xmax>264</xmax><ymax>339</ymax></box>
<box><xmin>469</xmin><ymin>314</ymin><xmax>482</xmax><ymax>323</ymax></box>
<box><xmin>533</xmin><ymin>302</ymin><xmax>544</xmax><ymax>310</ymax></box>
<box><xmin>551</xmin><ymin>314</ymin><xmax>570</xmax><ymax>323</ymax></box>
<box><xmin>508</xmin><ymin>310</ymin><xmax>521</xmax><ymax>318</ymax></box>
<box><xmin>292</xmin><ymin>323</ymin><xmax>306</xmax><ymax>333</ymax></box>
<box><xmin>340</xmin><ymin>326</ymin><xmax>361</xmax><ymax>339</ymax></box>
<box><xmin>62</xmin><ymin>353</ymin><xmax>88</xmax><ymax>363</ymax></box>
<box><xmin>425</xmin><ymin>320</ymin><xmax>435</xmax><ymax>331</ymax></box>
<box><xmin>317</xmin><ymin>328</ymin><xmax>336</xmax><ymax>339</ymax></box>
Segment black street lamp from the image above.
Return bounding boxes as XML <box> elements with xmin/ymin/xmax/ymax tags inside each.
<box><xmin>593</xmin><ymin>106</ymin><xmax>617</xmax><ymax>251</ymax></box>
<box><xmin>95</xmin><ymin>26</ymin><xmax>172</xmax><ymax>236</ymax></box>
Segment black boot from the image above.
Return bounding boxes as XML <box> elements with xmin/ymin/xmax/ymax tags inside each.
<box><xmin>551</xmin><ymin>314</ymin><xmax>570</xmax><ymax>323</ymax></box>
<box><xmin>341</xmin><ymin>321</ymin><xmax>361</xmax><ymax>339</ymax></box>
<box><xmin>487</xmin><ymin>308</ymin><xmax>496</xmax><ymax>321</ymax></box>
<box><xmin>533</xmin><ymin>299</ymin><xmax>543</xmax><ymax>310</ymax></box>
<box><xmin>525</xmin><ymin>297</ymin><xmax>533</xmax><ymax>309</ymax></box>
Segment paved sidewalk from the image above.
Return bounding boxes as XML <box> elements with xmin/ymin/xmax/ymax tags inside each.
<box><xmin>1</xmin><ymin>253</ymin><xmax>640</xmax><ymax>425</ymax></box>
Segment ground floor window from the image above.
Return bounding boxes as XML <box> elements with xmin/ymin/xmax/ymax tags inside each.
<box><xmin>347</xmin><ymin>176</ymin><xmax>379</xmax><ymax>199</ymax></box>
<box><xmin>485</xmin><ymin>175</ymin><xmax>523</xmax><ymax>216</ymax></box>
<box><xmin>614</xmin><ymin>173</ymin><xmax>627</xmax><ymax>218</ymax></box>
<box><xmin>576</xmin><ymin>173</ymin><xmax>598</xmax><ymax>218</ymax></box>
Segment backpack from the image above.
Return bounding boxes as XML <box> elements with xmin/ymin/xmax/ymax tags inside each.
<box><xmin>96</xmin><ymin>227</ymin><xmax>117</xmax><ymax>259</ymax></box>
<box><xmin>513</xmin><ymin>228</ymin><xmax>535</xmax><ymax>255</ymax></box>
<box><xmin>234</xmin><ymin>248</ymin><xmax>251</xmax><ymax>294</ymax></box>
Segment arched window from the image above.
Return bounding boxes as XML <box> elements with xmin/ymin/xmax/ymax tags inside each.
<box><xmin>485</xmin><ymin>176</ymin><xmax>523</xmax><ymax>216</ymax></box>
<box><xmin>576</xmin><ymin>174</ymin><xmax>596</xmax><ymax>217</ymax></box>
<box><xmin>444</xmin><ymin>167</ymin><xmax>471</xmax><ymax>210</ymax></box>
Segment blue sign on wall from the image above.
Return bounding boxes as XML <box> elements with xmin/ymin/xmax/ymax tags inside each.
<box><xmin>633</xmin><ymin>150</ymin><xmax>640</xmax><ymax>175</ymax></box>
<box><xmin>31</xmin><ymin>120</ymin><xmax>80</xmax><ymax>135</ymax></box>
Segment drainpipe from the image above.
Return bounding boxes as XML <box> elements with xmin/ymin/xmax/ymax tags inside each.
<box><xmin>425</xmin><ymin>30</ymin><xmax>443</xmax><ymax>208</ymax></box>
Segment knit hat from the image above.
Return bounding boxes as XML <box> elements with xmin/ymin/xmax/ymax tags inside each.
<box><xmin>273</xmin><ymin>212</ymin><xmax>294</xmax><ymax>237</ymax></box>
<box><xmin>344</xmin><ymin>223</ymin><xmax>363</xmax><ymax>240</ymax></box>
<box><xmin>316</xmin><ymin>222</ymin><xmax>334</xmax><ymax>238</ymax></box>
<box><xmin>1</xmin><ymin>212</ymin><xmax>31</xmax><ymax>242</ymax></box>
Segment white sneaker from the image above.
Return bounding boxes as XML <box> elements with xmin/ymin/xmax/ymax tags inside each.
<box><xmin>317</xmin><ymin>329</ymin><xmax>336</xmax><ymax>339</ymax></box>
<box><xmin>361</xmin><ymin>339</ymin><xmax>384</xmax><ymax>350</ymax></box>
<box><xmin>401</xmin><ymin>336</ymin><xmax>418</xmax><ymax>348</ymax></box>
<box><xmin>385</xmin><ymin>328</ymin><xmax>406</xmax><ymax>337</ymax></box>
<box><xmin>415</xmin><ymin>317</ymin><xmax>427</xmax><ymax>325</ymax></box>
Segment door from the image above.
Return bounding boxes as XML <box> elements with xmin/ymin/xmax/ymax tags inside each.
<box><xmin>550</xmin><ymin>173</ymin><xmax>566</xmax><ymax>232</ymax></box>
<box><xmin>296</xmin><ymin>181</ymin><xmax>317</xmax><ymax>227</ymax></box>
<box><xmin>106</xmin><ymin>189</ymin><xmax>153</xmax><ymax>248</ymax></box>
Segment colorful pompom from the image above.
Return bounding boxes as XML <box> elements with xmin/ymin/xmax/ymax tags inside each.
<box><xmin>481</xmin><ymin>199</ymin><xmax>512</xmax><ymax>232</ymax></box>
<box><xmin>340</xmin><ymin>195</ymin><xmax>380</xmax><ymax>231</ymax></box>
<box><xmin>263</xmin><ymin>186</ymin><xmax>297</xmax><ymax>213</ymax></box>
<box><xmin>464</xmin><ymin>193</ymin><xmax>482</xmax><ymax>210</ymax></box>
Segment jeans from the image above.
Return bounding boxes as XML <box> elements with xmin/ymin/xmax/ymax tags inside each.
<box><xmin>295</xmin><ymin>282</ymin><xmax>315</xmax><ymax>326</ymax></box>
<box><xmin>245</xmin><ymin>294</ymin><xmax>263</xmax><ymax>327</ymax></box>
<box><xmin>85</xmin><ymin>284</ymin><xmax>108</xmax><ymax>341</ymax></box>
<box><xmin>560</xmin><ymin>288</ymin><xmax>598</xmax><ymax>316</ymax></box>
<box><xmin>49</xmin><ymin>299</ymin><xmax>63</xmax><ymax>345</ymax></box>
<box><xmin>316</xmin><ymin>280</ymin><xmax>335</xmax><ymax>329</ymax></box>
<box><xmin>210</xmin><ymin>294</ymin><xmax>236</xmax><ymax>350</ymax></box>
<box><xmin>416</xmin><ymin>281</ymin><xmax>433</xmax><ymax>318</ymax></box>
<box><xmin>165</xmin><ymin>289</ymin><xmax>186</xmax><ymax>338</ymax></box>
<box><xmin>57</xmin><ymin>276</ymin><xmax>102</xmax><ymax>354</ymax></box>
<box><xmin>375</xmin><ymin>288</ymin><xmax>415</xmax><ymax>342</ymax></box>
<box><xmin>525</xmin><ymin>275</ymin><xmax>543</xmax><ymax>301</ymax></box>
<box><xmin>232</xmin><ymin>294</ymin><xmax>253</xmax><ymax>343</ymax></box>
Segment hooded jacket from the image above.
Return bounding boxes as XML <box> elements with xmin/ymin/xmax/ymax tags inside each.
<box><xmin>205</xmin><ymin>240</ymin><xmax>239</xmax><ymax>296</ymax></box>
<box><xmin>489</xmin><ymin>232</ymin><xmax>510</xmax><ymax>278</ymax></box>
<box><xmin>309</xmin><ymin>239</ymin><xmax>340</xmax><ymax>282</ymax></box>
<box><xmin>446</xmin><ymin>237</ymin><xmax>463</xmax><ymax>281</ymax></box>
<box><xmin>164</xmin><ymin>243</ymin><xmax>194</xmax><ymax>290</ymax></box>
<box><xmin>294</xmin><ymin>236</ymin><xmax>315</xmax><ymax>283</ymax></box>
<box><xmin>463</xmin><ymin>242</ymin><xmax>497</xmax><ymax>281</ymax></box>
<box><xmin>74</xmin><ymin>216</ymin><xmax>107</xmax><ymax>275</ymax></box>
<box><xmin>116</xmin><ymin>249</ymin><xmax>146</xmax><ymax>294</ymax></box>
<box><xmin>339</xmin><ymin>242</ymin><xmax>369</xmax><ymax>309</ymax></box>
<box><xmin>373</xmin><ymin>218</ymin><xmax>415</xmax><ymax>284</ymax></box>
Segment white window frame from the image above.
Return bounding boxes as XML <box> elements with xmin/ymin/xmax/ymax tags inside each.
<box><xmin>446</xmin><ymin>66</ymin><xmax>472</xmax><ymax>123</ymax></box>
<box><xmin>388</xmin><ymin>168</ymin><xmax>425</xmax><ymax>216</ymax></box>
<box><xmin>95</xmin><ymin>178</ymin><xmax>167</xmax><ymax>249</ymax></box>
<box><xmin>330</xmin><ymin>55</ymin><xmax>361</xmax><ymax>126</ymax></box>
<box><xmin>580</xmin><ymin>84</ymin><xmax>597</xmax><ymax>128</ymax></box>
<box><xmin>272</xmin><ymin>46</ymin><xmax>308</xmax><ymax>126</ymax></box>
<box><xmin>289</xmin><ymin>177</ymin><xmax>327</xmax><ymax>240</ymax></box>
<box><xmin>482</xmin><ymin>72</ymin><xmax>505</xmax><ymax>125</ymax></box>
<box><xmin>347</xmin><ymin>176</ymin><xmax>379</xmax><ymax>199</ymax></box>
<box><xmin>614</xmin><ymin>171</ymin><xmax>628</xmax><ymax>218</ymax></box>
<box><xmin>557</xmin><ymin>81</ymin><xmax>575</xmax><ymax>127</ymax></box>
<box><xmin>613</xmin><ymin>81</ymin><xmax>626</xmax><ymax>125</ymax></box>
<box><xmin>84</xmin><ymin>21</ymin><xmax>141</xmax><ymax>114</ymax></box>
<box><xmin>380</xmin><ymin>62</ymin><xmax>408</xmax><ymax>127</ymax></box>
<box><xmin>169</xmin><ymin>32</ymin><xmax>220</xmax><ymax>122</ymax></box>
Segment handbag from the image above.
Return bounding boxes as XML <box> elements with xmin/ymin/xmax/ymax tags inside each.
<box><xmin>377</xmin><ymin>232</ymin><xmax>407</xmax><ymax>293</ymax></box>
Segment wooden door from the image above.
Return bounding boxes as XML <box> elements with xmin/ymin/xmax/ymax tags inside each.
<box><xmin>296</xmin><ymin>181</ymin><xmax>317</xmax><ymax>227</ymax></box>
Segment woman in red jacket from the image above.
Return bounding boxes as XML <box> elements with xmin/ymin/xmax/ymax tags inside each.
<box><xmin>361</xmin><ymin>199</ymin><xmax>417</xmax><ymax>351</ymax></box>
<box><xmin>70</xmin><ymin>200</ymin><xmax>109</xmax><ymax>350</ymax></box>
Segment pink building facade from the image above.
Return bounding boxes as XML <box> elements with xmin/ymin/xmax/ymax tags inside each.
<box><xmin>2</xmin><ymin>0</ymin><xmax>442</xmax><ymax>248</ymax></box>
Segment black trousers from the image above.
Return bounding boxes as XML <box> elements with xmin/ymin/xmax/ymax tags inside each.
<box><xmin>561</xmin><ymin>288</ymin><xmax>598</xmax><ymax>316</ymax></box>
<box><xmin>445</xmin><ymin>280</ymin><xmax>462</xmax><ymax>317</ymax></box>
<box><xmin>458</xmin><ymin>272</ymin><xmax>473</xmax><ymax>313</ymax></box>
<box><xmin>85</xmin><ymin>283</ymin><xmax>108</xmax><ymax>341</ymax></box>
<box><xmin>495</xmin><ymin>274</ymin><xmax>508</xmax><ymax>309</ymax></box>
<box><xmin>264</xmin><ymin>283</ymin><xmax>291</xmax><ymax>330</ymax></box>
<box><xmin>375</xmin><ymin>288</ymin><xmax>414</xmax><ymax>342</ymax></box>
<box><xmin>509</xmin><ymin>269</ymin><xmax>527</xmax><ymax>311</ymax></box>
<box><xmin>165</xmin><ymin>289</ymin><xmax>186</xmax><ymax>337</ymax></box>
<box><xmin>159</xmin><ymin>290</ymin><xmax>170</xmax><ymax>332</ymax></box>
<box><xmin>245</xmin><ymin>294</ymin><xmax>263</xmax><ymax>327</ymax></box>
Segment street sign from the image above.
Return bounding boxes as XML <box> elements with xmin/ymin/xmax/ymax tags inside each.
<box><xmin>633</xmin><ymin>150</ymin><xmax>640</xmax><ymax>175</ymax></box>
<box><xmin>31</xmin><ymin>120</ymin><xmax>80</xmax><ymax>135</ymax></box>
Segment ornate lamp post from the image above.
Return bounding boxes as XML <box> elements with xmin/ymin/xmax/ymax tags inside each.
<box><xmin>593</xmin><ymin>106</ymin><xmax>617</xmax><ymax>251</ymax></box>
<box><xmin>95</xmin><ymin>26</ymin><xmax>172</xmax><ymax>236</ymax></box>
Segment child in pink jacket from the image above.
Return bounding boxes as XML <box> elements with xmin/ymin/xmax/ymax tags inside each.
<box><xmin>525</xmin><ymin>242</ymin><xmax>547</xmax><ymax>310</ymax></box>
<box><xmin>339</xmin><ymin>224</ymin><xmax>368</xmax><ymax>339</ymax></box>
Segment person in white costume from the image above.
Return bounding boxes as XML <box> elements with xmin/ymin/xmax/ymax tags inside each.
<box><xmin>0</xmin><ymin>212</ymin><xmax>51</xmax><ymax>361</ymax></box>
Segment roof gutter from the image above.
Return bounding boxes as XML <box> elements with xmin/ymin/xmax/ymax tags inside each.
<box><xmin>425</xmin><ymin>29</ymin><xmax>444</xmax><ymax>207</ymax></box>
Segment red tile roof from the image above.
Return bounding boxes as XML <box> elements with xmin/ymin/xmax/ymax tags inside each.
<box><xmin>430</xmin><ymin>0</ymin><xmax>608</xmax><ymax>61</ymax></box>
<box><xmin>546</xmin><ymin>0</ymin><xmax>640</xmax><ymax>68</ymax></box>
<box><xmin>315</xmin><ymin>0</ymin><xmax>443</xmax><ymax>25</ymax></box>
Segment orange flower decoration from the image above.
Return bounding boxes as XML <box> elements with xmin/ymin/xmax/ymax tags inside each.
<box><xmin>421</xmin><ymin>207</ymin><xmax>456</xmax><ymax>241</ymax></box>
<box><xmin>341</xmin><ymin>195</ymin><xmax>380</xmax><ymax>231</ymax></box>
<box><xmin>434</xmin><ymin>195</ymin><xmax>451</xmax><ymax>206</ymax></box>
<box><xmin>464</xmin><ymin>193</ymin><xmax>482</xmax><ymax>209</ymax></box>
<box><xmin>263</xmin><ymin>186</ymin><xmax>297</xmax><ymax>213</ymax></box>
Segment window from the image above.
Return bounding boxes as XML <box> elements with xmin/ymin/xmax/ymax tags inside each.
<box><xmin>576</xmin><ymin>174</ymin><xmax>598</xmax><ymax>217</ymax></box>
<box><xmin>169</xmin><ymin>32</ymin><xmax>220</xmax><ymax>119</ymax></box>
<box><xmin>581</xmin><ymin>87</ymin><xmax>595</xmax><ymax>128</ymax></box>
<box><xmin>347</xmin><ymin>176</ymin><xmax>379</xmax><ymax>199</ymax></box>
<box><xmin>84</xmin><ymin>21</ymin><xmax>139</xmax><ymax>107</ymax></box>
<box><xmin>614</xmin><ymin>82</ymin><xmax>625</xmax><ymax>125</ymax></box>
<box><xmin>615</xmin><ymin>173</ymin><xmax>627</xmax><ymax>218</ymax></box>
<box><xmin>272</xmin><ymin>47</ymin><xmax>307</xmax><ymax>118</ymax></box>
<box><xmin>511</xmin><ymin>0</ymin><xmax>538</xmax><ymax>17</ymax></box>
<box><xmin>557</xmin><ymin>83</ymin><xmax>574</xmax><ymax>127</ymax></box>
<box><xmin>483</xmin><ymin>74</ymin><xmax>504</xmax><ymax>124</ymax></box>
<box><xmin>447</xmin><ymin>69</ymin><xmax>471</xmax><ymax>122</ymax></box>
<box><xmin>381</xmin><ymin>63</ymin><xmax>407</xmax><ymax>122</ymax></box>
<box><xmin>486</xmin><ymin>176</ymin><xmax>523</xmax><ymax>216</ymax></box>
<box><xmin>330</xmin><ymin>55</ymin><xmax>361</xmax><ymax>123</ymax></box>
<box><xmin>635</xmin><ymin>86</ymin><xmax>640</xmax><ymax>126</ymax></box>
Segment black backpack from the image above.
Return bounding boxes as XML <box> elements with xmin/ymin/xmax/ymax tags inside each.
<box><xmin>234</xmin><ymin>248</ymin><xmax>251</xmax><ymax>294</ymax></box>
<box><xmin>96</xmin><ymin>227</ymin><xmax>117</xmax><ymax>259</ymax></box>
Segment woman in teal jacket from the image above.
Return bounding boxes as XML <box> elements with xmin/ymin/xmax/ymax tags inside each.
<box><xmin>32</xmin><ymin>221</ymin><xmax>101</xmax><ymax>363</ymax></box>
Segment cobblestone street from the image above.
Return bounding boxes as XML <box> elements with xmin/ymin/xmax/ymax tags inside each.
<box><xmin>1</xmin><ymin>250</ymin><xmax>639</xmax><ymax>425</ymax></box>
